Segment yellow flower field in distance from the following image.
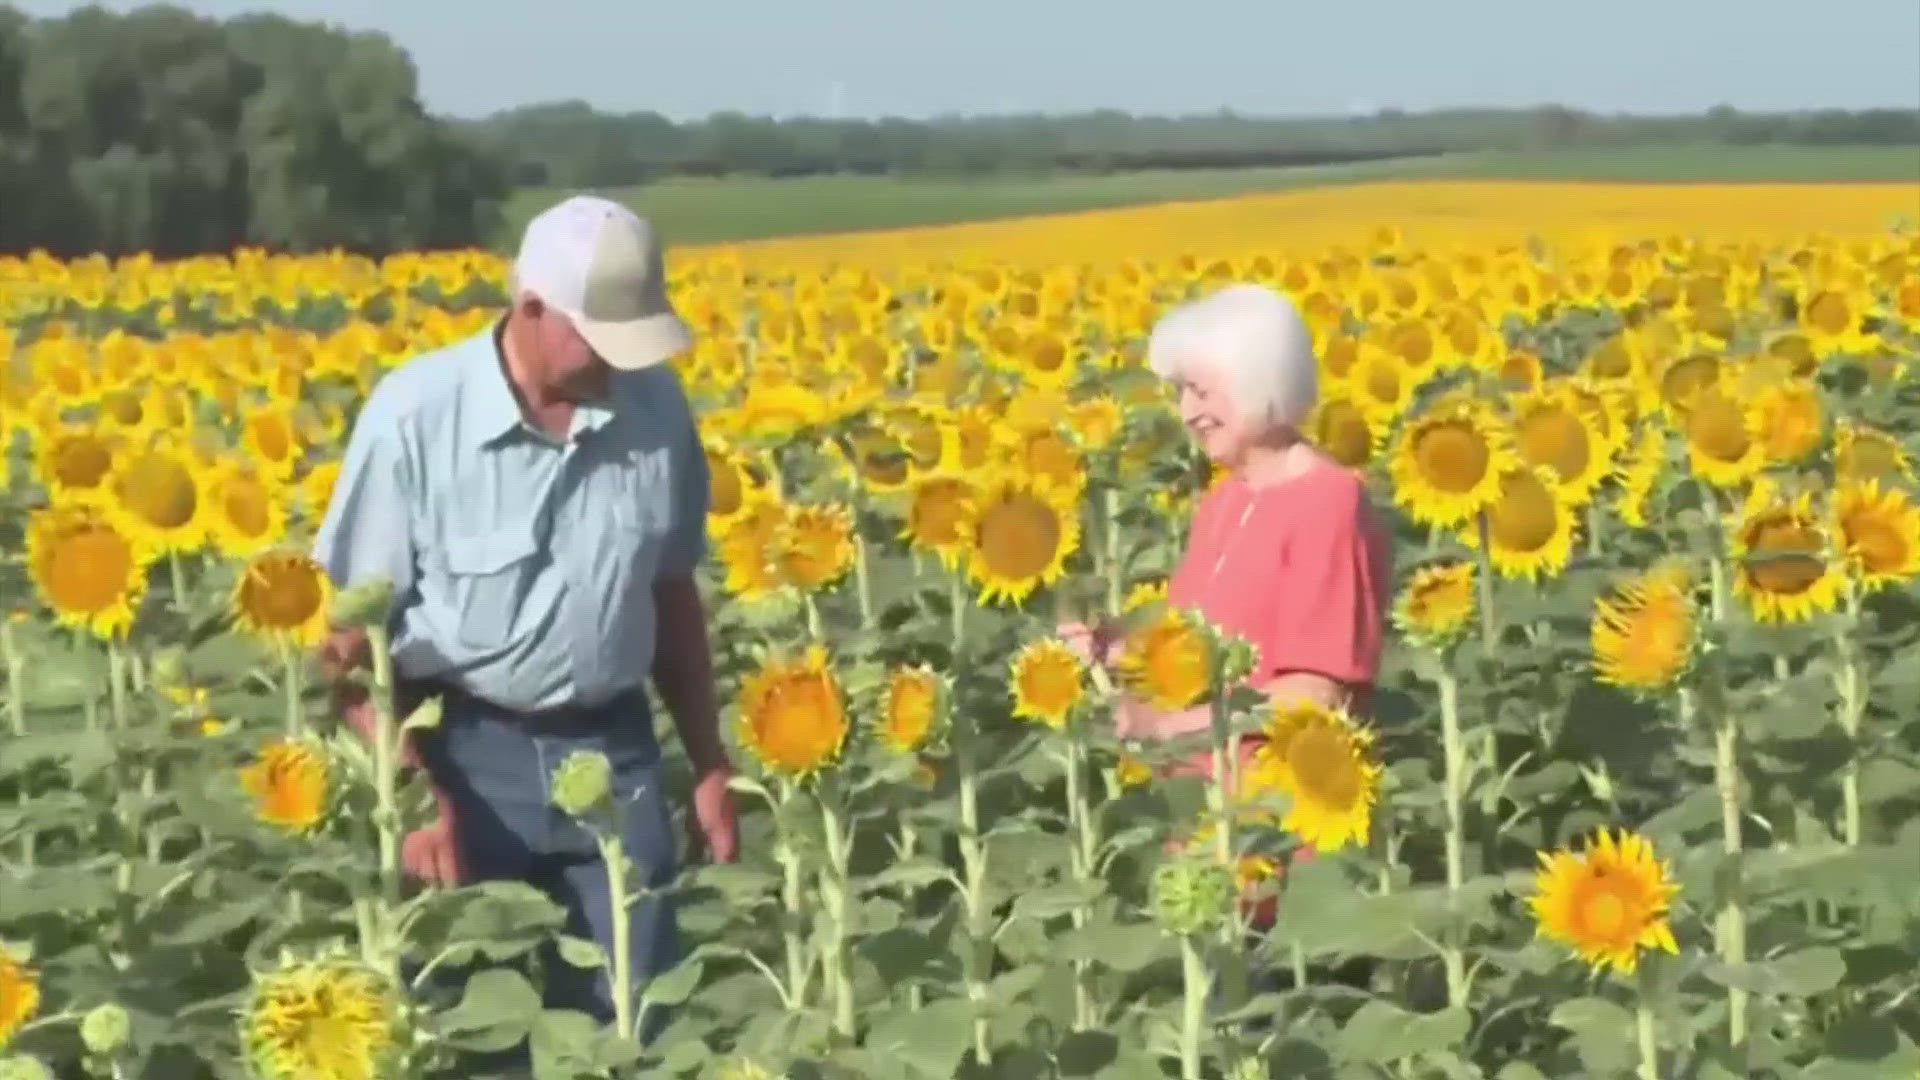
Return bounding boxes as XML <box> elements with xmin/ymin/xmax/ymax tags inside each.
<box><xmin>698</xmin><ymin>180</ymin><xmax>1920</xmax><ymax>267</ymax></box>
<box><xmin>0</xmin><ymin>176</ymin><xmax>1918</xmax><ymax>1080</ymax></box>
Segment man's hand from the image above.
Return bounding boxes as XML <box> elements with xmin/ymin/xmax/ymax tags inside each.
<box><xmin>687</xmin><ymin>765</ymin><xmax>739</xmax><ymax>864</ymax></box>
<box><xmin>402</xmin><ymin>811</ymin><xmax>464</xmax><ymax>886</ymax></box>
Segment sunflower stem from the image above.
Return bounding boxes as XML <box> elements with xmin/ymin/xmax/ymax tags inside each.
<box><xmin>1833</xmin><ymin>585</ymin><xmax>1865</xmax><ymax>847</ymax></box>
<box><xmin>853</xmin><ymin>536</ymin><xmax>874</xmax><ymax>626</ymax></box>
<box><xmin>364</xmin><ymin>625</ymin><xmax>404</xmax><ymax>912</ymax></box>
<box><xmin>772</xmin><ymin>779</ymin><xmax>814</xmax><ymax>1013</ymax></box>
<box><xmin>1437</xmin><ymin>663</ymin><xmax>1469</xmax><ymax>1009</ymax></box>
<box><xmin>815</xmin><ymin>790</ymin><xmax>856</xmax><ymax>1041</ymax></box>
<box><xmin>2</xmin><ymin>618</ymin><xmax>34</xmax><ymax>869</ymax></box>
<box><xmin>167</xmin><ymin>550</ymin><xmax>188</xmax><ymax>612</ymax></box>
<box><xmin>594</xmin><ymin>830</ymin><xmax>637</xmax><ymax>1042</ymax></box>
<box><xmin>1102</xmin><ymin>488</ymin><xmax>1123</xmax><ymax>616</ymax></box>
<box><xmin>1472</xmin><ymin>514</ymin><xmax>1498</xmax><ymax>652</ymax></box>
<box><xmin>1063</xmin><ymin>733</ymin><xmax>1101</xmax><ymax>1030</ymax></box>
<box><xmin>278</xmin><ymin>635</ymin><xmax>306</xmax><ymax>739</ymax></box>
<box><xmin>956</xmin><ymin>732</ymin><xmax>993</xmax><ymax>1066</ymax></box>
<box><xmin>106</xmin><ymin>639</ymin><xmax>129</xmax><ymax>731</ymax></box>
<box><xmin>1635</xmin><ymin>967</ymin><xmax>1660</xmax><ymax>1080</ymax></box>
<box><xmin>1705</xmin><ymin>556</ymin><xmax>1748</xmax><ymax>1049</ymax></box>
<box><xmin>948</xmin><ymin>571</ymin><xmax>992</xmax><ymax>1065</ymax></box>
<box><xmin>1178</xmin><ymin>933</ymin><xmax>1209</xmax><ymax>1080</ymax></box>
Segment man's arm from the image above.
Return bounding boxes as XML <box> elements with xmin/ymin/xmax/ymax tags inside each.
<box><xmin>652</xmin><ymin>574</ymin><xmax>729</xmax><ymax>776</ymax></box>
<box><xmin>310</xmin><ymin>395</ymin><xmax>419</xmax><ymax>755</ymax></box>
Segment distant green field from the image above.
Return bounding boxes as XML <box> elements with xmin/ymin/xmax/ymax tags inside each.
<box><xmin>500</xmin><ymin>145</ymin><xmax>1920</xmax><ymax>246</ymax></box>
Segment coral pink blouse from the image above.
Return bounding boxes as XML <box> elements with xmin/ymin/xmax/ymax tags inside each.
<box><xmin>1161</xmin><ymin>461</ymin><xmax>1393</xmax><ymax>929</ymax></box>
<box><xmin>1167</xmin><ymin>461</ymin><xmax>1392</xmax><ymax>701</ymax></box>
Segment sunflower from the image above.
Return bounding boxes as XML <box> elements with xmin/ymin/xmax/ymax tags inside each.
<box><xmin>1796</xmin><ymin>286</ymin><xmax>1875</xmax><ymax>358</ymax></box>
<box><xmin>203</xmin><ymin>458</ymin><xmax>290</xmax><ymax>557</ymax></box>
<box><xmin>775</xmin><ymin>502</ymin><xmax>856</xmax><ymax>593</ymax></box>
<box><xmin>0</xmin><ymin>942</ymin><xmax>39</xmax><ymax>1052</ymax></box>
<box><xmin>1304</xmin><ymin>392</ymin><xmax>1377</xmax><ymax>469</ymax></box>
<box><xmin>1528</xmin><ymin>828</ymin><xmax>1680</xmax><ymax>976</ymax></box>
<box><xmin>1468</xmin><ymin>465</ymin><xmax>1578</xmax><ymax>581</ymax></box>
<box><xmin>233</xmin><ymin>551</ymin><xmax>334</xmax><ymax>648</ymax></box>
<box><xmin>703</xmin><ymin>443</ymin><xmax>759</xmax><ymax>531</ymax></box>
<box><xmin>241</xmin><ymin>958</ymin><xmax>400</xmax><ymax>1080</ymax></box>
<box><xmin>900</xmin><ymin>471</ymin><xmax>977</xmax><ymax>568</ymax></box>
<box><xmin>1388</xmin><ymin>398</ymin><xmax>1517</xmax><ymax>529</ymax></box>
<box><xmin>1591</xmin><ymin>560</ymin><xmax>1696</xmax><ymax>694</ymax></box>
<box><xmin>34</xmin><ymin>426</ymin><xmax>119</xmax><ymax>501</ymax></box>
<box><xmin>714</xmin><ymin>490</ymin><xmax>790</xmax><ymax>603</ymax></box>
<box><xmin>1009</xmin><ymin>638</ymin><xmax>1087</xmax><ymax>730</ymax></box>
<box><xmin>240</xmin><ymin>406</ymin><xmax>303</xmax><ymax>483</ymax></box>
<box><xmin>1111</xmin><ymin>605</ymin><xmax>1215</xmax><ymax>711</ymax></box>
<box><xmin>109</xmin><ymin>439</ymin><xmax>207</xmax><ymax>553</ymax></box>
<box><xmin>1831</xmin><ymin>479</ymin><xmax>1920</xmax><ymax>592</ymax></box>
<box><xmin>1681</xmin><ymin>385</ymin><xmax>1765</xmax><ymax>489</ymax></box>
<box><xmin>878</xmin><ymin>665</ymin><xmax>943</xmax><ymax>753</ymax></box>
<box><xmin>1833</xmin><ymin>421</ymin><xmax>1913</xmax><ymax>485</ymax></box>
<box><xmin>1121</xmin><ymin>578</ymin><xmax>1167</xmax><ymax>614</ymax></box>
<box><xmin>1612</xmin><ymin>422</ymin><xmax>1670</xmax><ymax>529</ymax></box>
<box><xmin>1066</xmin><ymin>394</ymin><xmax>1124</xmax><ymax>450</ymax></box>
<box><xmin>962</xmin><ymin>473</ymin><xmax>1080</xmax><ymax>606</ymax></box>
<box><xmin>736</xmin><ymin>646</ymin><xmax>849</xmax><ymax>782</ymax></box>
<box><xmin>1113</xmin><ymin>751</ymin><xmax>1153</xmax><ymax>789</ymax></box>
<box><xmin>1248</xmin><ymin>699</ymin><xmax>1381</xmax><ymax>853</ymax></box>
<box><xmin>1510</xmin><ymin>382</ymin><xmax>1613</xmax><ymax>504</ymax></box>
<box><xmin>25</xmin><ymin>503</ymin><xmax>152</xmax><ymax>640</ymax></box>
<box><xmin>1393</xmin><ymin>560</ymin><xmax>1477</xmax><ymax>651</ymax></box>
<box><xmin>240</xmin><ymin>738</ymin><xmax>331</xmax><ymax>833</ymax></box>
<box><xmin>1751</xmin><ymin>380</ymin><xmax>1825</xmax><ymax>466</ymax></box>
<box><xmin>1730</xmin><ymin>483</ymin><xmax>1844</xmax><ymax>624</ymax></box>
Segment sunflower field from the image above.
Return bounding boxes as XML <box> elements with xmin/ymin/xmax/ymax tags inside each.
<box><xmin>2</xmin><ymin>182</ymin><xmax>1920</xmax><ymax>1080</ymax></box>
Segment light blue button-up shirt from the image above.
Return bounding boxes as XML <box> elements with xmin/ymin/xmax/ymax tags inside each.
<box><xmin>312</xmin><ymin>324</ymin><xmax>710</xmax><ymax>713</ymax></box>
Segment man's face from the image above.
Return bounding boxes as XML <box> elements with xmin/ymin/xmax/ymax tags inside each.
<box><xmin>521</xmin><ymin>295</ymin><xmax>612</xmax><ymax>403</ymax></box>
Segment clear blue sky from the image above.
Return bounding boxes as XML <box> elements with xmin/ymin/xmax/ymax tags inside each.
<box><xmin>18</xmin><ymin>0</ymin><xmax>1920</xmax><ymax>121</ymax></box>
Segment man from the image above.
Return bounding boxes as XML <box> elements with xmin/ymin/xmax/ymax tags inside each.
<box><xmin>312</xmin><ymin>194</ymin><xmax>739</xmax><ymax>1034</ymax></box>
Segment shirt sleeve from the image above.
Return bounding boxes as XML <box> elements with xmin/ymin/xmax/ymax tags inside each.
<box><xmin>1256</xmin><ymin>482</ymin><xmax>1388</xmax><ymax>686</ymax></box>
<box><xmin>657</xmin><ymin>388</ymin><xmax>711</xmax><ymax>581</ymax></box>
<box><xmin>311</xmin><ymin>394</ymin><xmax>418</xmax><ymax>607</ymax></box>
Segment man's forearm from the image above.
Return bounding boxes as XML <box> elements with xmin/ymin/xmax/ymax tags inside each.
<box><xmin>652</xmin><ymin>576</ymin><xmax>729</xmax><ymax>775</ymax></box>
<box><xmin>319</xmin><ymin>626</ymin><xmax>422</xmax><ymax>769</ymax></box>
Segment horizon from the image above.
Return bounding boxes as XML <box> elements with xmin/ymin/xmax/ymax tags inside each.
<box><xmin>11</xmin><ymin>0</ymin><xmax>1920</xmax><ymax>123</ymax></box>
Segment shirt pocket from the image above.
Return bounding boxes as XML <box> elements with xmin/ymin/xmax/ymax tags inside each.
<box><xmin>442</xmin><ymin>520</ymin><xmax>543</xmax><ymax>652</ymax></box>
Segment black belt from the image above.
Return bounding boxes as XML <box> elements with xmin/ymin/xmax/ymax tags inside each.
<box><xmin>398</xmin><ymin>679</ymin><xmax>644</xmax><ymax>732</ymax></box>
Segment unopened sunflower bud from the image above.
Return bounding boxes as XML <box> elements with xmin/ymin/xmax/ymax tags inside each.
<box><xmin>80</xmin><ymin>1002</ymin><xmax>130</xmax><ymax>1055</ymax></box>
<box><xmin>400</xmin><ymin>694</ymin><xmax>442</xmax><ymax>734</ymax></box>
<box><xmin>0</xmin><ymin>1057</ymin><xmax>53</xmax><ymax>1080</ymax></box>
<box><xmin>148</xmin><ymin>649</ymin><xmax>188</xmax><ymax>691</ymax></box>
<box><xmin>550</xmin><ymin>750</ymin><xmax>614</xmax><ymax>817</ymax></box>
<box><xmin>328</xmin><ymin>579</ymin><xmax>393</xmax><ymax>629</ymax></box>
<box><xmin>1149</xmin><ymin>857</ymin><xmax>1235</xmax><ymax>937</ymax></box>
<box><xmin>1224</xmin><ymin>1057</ymin><xmax>1267</xmax><ymax>1080</ymax></box>
<box><xmin>714</xmin><ymin>1058</ymin><xmax>780</xmax><ymax>1080</ymax></box>
<box><xmin>1217</xmin><ymin>634</ymin><xmax>1259</xmax><ymax>687</ymax></box>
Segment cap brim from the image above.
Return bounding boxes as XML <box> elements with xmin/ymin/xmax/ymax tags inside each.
<box><xmin>576</xmin><ymin>310</ymin><xmax>693</xmax><ymax>371</ymax></box>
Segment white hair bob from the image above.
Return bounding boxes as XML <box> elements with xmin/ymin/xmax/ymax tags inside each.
<box><xmin>1146</xmin><ymin>283</ymin><xmax>1318</xmax><ymax>431</ymax></box>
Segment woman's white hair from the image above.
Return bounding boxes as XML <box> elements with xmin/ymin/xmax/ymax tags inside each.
<box><xmin>1146</xmin><ymin>283</ymin><xmax>1318</xmax><ymax>430</ymax></box>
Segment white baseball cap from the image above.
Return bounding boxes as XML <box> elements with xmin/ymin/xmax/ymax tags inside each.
<box><xmin>512</xmin><ymin>194</ymin><xmax>693</xmax><ymax>371</ymax></box>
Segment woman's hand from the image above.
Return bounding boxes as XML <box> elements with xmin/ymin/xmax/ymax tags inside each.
<box><xmin>1057</xmin><ymin>620</ymin><xmax>1115</xmax><ymax>666</ymax></box>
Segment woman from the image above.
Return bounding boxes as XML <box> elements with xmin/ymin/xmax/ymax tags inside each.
<box><xmin>1060</xmin><ymin>282</ymin><xmax>1393</xmax><ymax>923</ymax></box>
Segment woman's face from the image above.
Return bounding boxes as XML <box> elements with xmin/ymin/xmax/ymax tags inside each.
<box><xmin>1175</xmin><ymin>361</ymin><xmax>1259</xmax><ymax>465</ymax></box>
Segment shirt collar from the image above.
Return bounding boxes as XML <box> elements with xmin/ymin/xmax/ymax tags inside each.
<box><xmin>462</xmin><ymin>319</ymin><xmax>619</xmax><ymax>450</ymax></box>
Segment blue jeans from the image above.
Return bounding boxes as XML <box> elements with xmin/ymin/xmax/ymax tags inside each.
<box><xmin>409</xmin><ymin>683</ymin><xmax>680</xmax><ymax>1053</ymax></box>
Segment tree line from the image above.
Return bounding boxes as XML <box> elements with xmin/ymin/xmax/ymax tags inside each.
<box><xmin>1</xmin><ymin>4</ymin><xmax>1915</xmax><ymax>258</ymax></box>
<box><xmin>465</xmin><ymin>102</ymin><xmax>1920</xmax><ymax>190</ymax></box>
